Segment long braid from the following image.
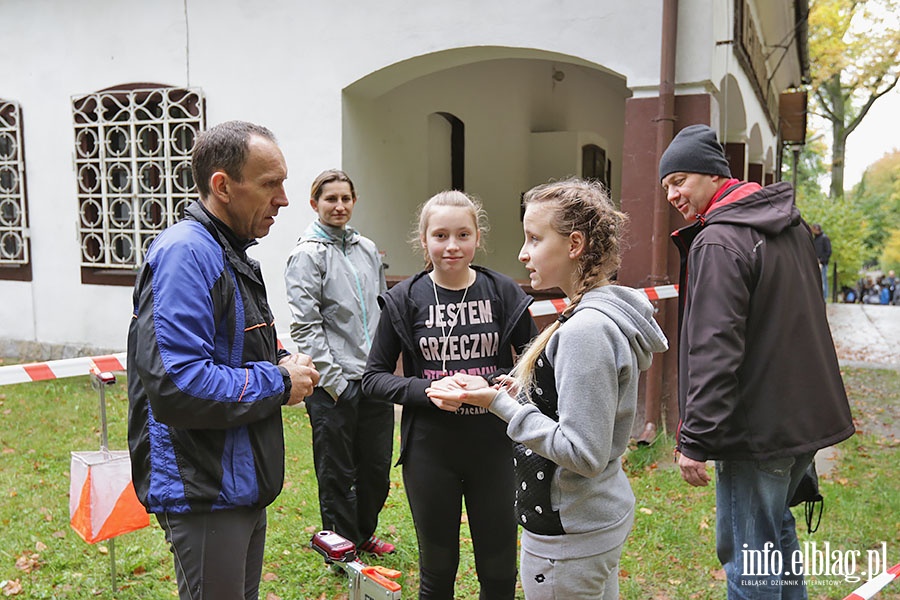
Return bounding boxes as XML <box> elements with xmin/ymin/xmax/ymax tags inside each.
<box><xmin>512</xmin><ymin>178</ymin><xmax>626</xmax><ymax>400</ymax></box>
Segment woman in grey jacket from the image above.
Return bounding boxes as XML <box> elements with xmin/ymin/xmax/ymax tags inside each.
<box><xmin>428</xmin><ymin>179</ymin><xmax>668</xmax><ymax>600</ymax></box>
<box><xmin>284</xmin><ymin>169</ymin><xmax>395</xmax><ymax>555</ymax></box>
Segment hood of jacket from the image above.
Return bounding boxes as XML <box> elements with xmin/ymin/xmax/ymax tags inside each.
<box><xmin>298</xmin><ymin>220</ymin><xmax>361</xmax><ymax>248</ymax></box>
<box><xmin>702</xmin><ymin>181</ymin><xmax>800</xmax><ymax>237</ymax></box>
<box><xmin>573</xmin><ymin>285</ymin><xmax>668</xmax><ymax>371</ymax></box>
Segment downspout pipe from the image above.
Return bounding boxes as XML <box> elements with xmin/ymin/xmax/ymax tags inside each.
<box><xmin>639</xmin><ymin>0</ymin><xmax>678</xmax><ymax>444</ymax></box>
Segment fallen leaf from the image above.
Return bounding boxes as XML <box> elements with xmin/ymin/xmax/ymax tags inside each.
<box><xmin>34</xmin><ymin>542</ymin><xmax>47</xmax><ymax>552</ymax></box>
<box><xmin>265</xmin><ymin>593</ymin><xmax>281</xmax><ymax>600</ymax></box>
<box><xmin>639</xmin><ymin>507</ymin><xmax>653</xmax><ymax>515</ymax></box>
<box><xmin>262</xmin><ymin>572</ymin><xmax>278</xmax><ymax>582</ymax></box>
<box><xmin>14</xmin><ymin>553</ymin><xmax>40</xmax><ymax>574</ymax></box>
<box><xmin>97</xmin><ymin>546</ymin><xmax>108</xmax><ymax>555</ymax></box>
<box><xmin>2</xmin><ymin>578</ymin><xmax>23</xmax><ymax>596</ymax></box>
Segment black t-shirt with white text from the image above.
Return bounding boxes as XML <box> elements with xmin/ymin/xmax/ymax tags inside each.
<box><xmin>410</xmin><ymin>273</ymin><xmax>501</xmax><ymax>416</ymax></box>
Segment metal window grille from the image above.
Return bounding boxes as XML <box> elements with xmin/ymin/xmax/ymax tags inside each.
<box><xmin>72</xmin><ymin>86</ymin><xmax>205</xmax><ymax>269</ymax></box>
<box><xmin>0</xmin><ymin>99</ymin><xmax>28</xmax><ymax>265</ymax></box>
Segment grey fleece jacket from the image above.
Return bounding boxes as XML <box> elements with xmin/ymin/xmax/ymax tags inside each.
<box><xmin>285</xmin><ymin>220</ymin><xmax>386</xmax><ymax>400</ymax></box>
<box><xmin>489</xmin><ymin>285</ymin><xmax>668</xmax><ymax>559</ymax></box>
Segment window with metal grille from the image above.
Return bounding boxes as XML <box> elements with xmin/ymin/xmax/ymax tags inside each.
<box><xmin>0</xmin><ymin>99</ymin><xmax>30</xmax><ymax>279</ymax></box>
<box><xmin>72</xmin><ymin>84</ymin><xmax>205</xmax><ymax>281</ymax></box>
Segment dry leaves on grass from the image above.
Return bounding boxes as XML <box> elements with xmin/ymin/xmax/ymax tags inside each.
<box><xmin>14</xmin><ymin>552</ymin><xmax>40</xmax><ymax>574</ymax></box>
<box><xmin>1</xmin><ymin>579</ymin><xmax>23</xmax><ymax>596</ymax></box>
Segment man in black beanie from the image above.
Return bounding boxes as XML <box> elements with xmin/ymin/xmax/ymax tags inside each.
<box><xmin>661</xmin><ymin>124</ymin><xmax>854</xmax><ymax>598</ymax></box>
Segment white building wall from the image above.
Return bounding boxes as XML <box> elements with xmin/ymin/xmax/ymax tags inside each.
<box><xmin>0</xmin><ymin>0</ymin><xmax>786</xmax><ymax>353</ymax></box>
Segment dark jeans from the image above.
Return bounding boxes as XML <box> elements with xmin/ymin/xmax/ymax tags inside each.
<box><xmin>305</xmin><ymin>382</ymin><xmax>394</xmax><ymax>546</ymax></box>
<box><xmin>403</xmin><ymin>412</ymin><xmax>517</xmax><ymax>600</ymax></box>
<box><xmin>157</xmin><ymin>507</ymin><xmax>267</xmax><ymax>600</ymax></box>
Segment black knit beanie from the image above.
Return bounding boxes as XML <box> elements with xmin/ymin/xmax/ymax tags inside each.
<box><xmin>658</xmin><ymin>124</ymin><xmax>732</xmax><ymax>181</ymax></box>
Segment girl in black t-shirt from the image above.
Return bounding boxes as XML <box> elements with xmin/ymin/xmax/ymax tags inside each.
<box><xmin>363</xmin><ymin>191</ymin><xmax>537</xmax><ymax>600</ymax></box>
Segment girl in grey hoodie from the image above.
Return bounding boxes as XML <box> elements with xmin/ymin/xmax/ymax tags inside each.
<box><xmin>427</xmin><ymin>178</ymin><xmax>668</xmax><ymax>600</ymax></box>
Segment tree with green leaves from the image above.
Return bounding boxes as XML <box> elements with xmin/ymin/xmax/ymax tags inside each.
<box><xmin>851</xmin><ymin>149</ymin><xmax>900</xmax><ymax>264</ymax></box>
<box><xmin>808</xmin><ymin>0</ymin><xmax>900</xmax><ymax>198</ymax></box>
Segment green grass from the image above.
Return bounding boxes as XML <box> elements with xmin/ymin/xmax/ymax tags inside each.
<box><xmin>0</xmin><ymin>365</ymin><xmax>898</xmax><ymax>599</ymax></box>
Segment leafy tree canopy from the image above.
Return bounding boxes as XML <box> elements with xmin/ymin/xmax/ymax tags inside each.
<box><xmin>850</xmin><ymin>149</ymin><xmax>900</xmax><ymax>263</ymax></box>
<box><xmin>808</xmin><ymin>0</ymin><xmax>900</xmax><ymax>198</ymax></box>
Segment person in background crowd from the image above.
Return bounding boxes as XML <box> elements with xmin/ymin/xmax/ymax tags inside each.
<box><xmin>284</xmin><ymin>169</ymin><xmax>395</xmax><ymax>556</ymax></box>
<box><xmin>363</xmin><ymin>190</ymin><xmax>537</xmax><ymax>600</ymax></box>
<box><xmin>128</xmin><ymin>121</ymin><xmax>320</xmax><ymax>600</ymax></box>
<box><xmin>811</xmin><ymin>223</ymin><xmax>831</xmax><ymax>300</ymax></box>
<box><xmin>660</xmin><ymin>124</ymin><xmax>854</xmax><ymax>599</ymax></box>
<box><xmin>879</xmin><ymin>271</ymin><xmax>895</xmax><ymax>305</ymax></box>
<box><xmin>888</xmin><ymin>270</ymin><xmax>900</xmax><ymax>305</ymax></box>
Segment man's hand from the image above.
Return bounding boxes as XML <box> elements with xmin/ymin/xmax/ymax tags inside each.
<box><xmin>678</xmin><ymin>453</ymin><xmax>711</xmax><ymax>487</ymax></box>
<box><xmin>279</xmin><ymin>354</ymin><xmax>319</xmax><ymax>406</ymax></box>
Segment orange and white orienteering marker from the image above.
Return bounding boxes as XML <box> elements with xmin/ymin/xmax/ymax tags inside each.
<box><xmin>69</xmin><ymin>450</ymin><xmax>149</xmax><ymax>543</ymax></box>
<box><xmin>68</xmin><ymin>367</ymin><xmax>149</xmax><ymax>544</ymax></box>
<box><xmin>842</xmin><ymin>562</ymin><xmax>900</xmax><ymax>600</ymax></box>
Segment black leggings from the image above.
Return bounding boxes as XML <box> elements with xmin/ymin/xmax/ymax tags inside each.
<box><xmin>305</xmin><ymin>384</ymin><xmax>394</xmax><ymax>546</ymax></box>
<box><xmin>402</xmin><ymin>414</ymin><xmax>517</xmax><ymax>600</ymax></box>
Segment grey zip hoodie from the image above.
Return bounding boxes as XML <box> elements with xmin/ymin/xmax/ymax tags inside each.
<box><xmin>489</xmin><ymin>284</ymin><xmax>668</xmax><ymax>559</ymax></box>
<box><xmin>285</xmin><ymin>220</ymin><xmax>386</xmax><ymax>400</ymax></box>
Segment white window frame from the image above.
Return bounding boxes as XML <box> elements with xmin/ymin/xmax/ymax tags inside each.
<box><xmin>72</xmin><ymin>85</ymin><xmax>205</xmax><ymax>271</ymax></box>
<box><xmin>0</xmin><ymin>99</ymin><xmax>29</xmax><ymax>267</ymax></box>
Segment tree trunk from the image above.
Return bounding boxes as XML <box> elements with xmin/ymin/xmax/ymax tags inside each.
<box><xmin>828</xmin><ymin>74</ymin><xmax>847</xmax><ymax>199</ymax></box>
<box><xmin>830</xmin><ymin>119</ymin><xmax>847</xmax><ymax>199</ymax></box>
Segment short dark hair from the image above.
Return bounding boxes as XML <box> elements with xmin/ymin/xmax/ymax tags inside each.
<box><xmin>191</xmin><ymin>121</ymin><xmax>277</xmax><ymax>199</ymax></box>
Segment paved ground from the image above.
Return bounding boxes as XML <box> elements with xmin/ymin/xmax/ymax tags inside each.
<box><xmin>817</xmin><ymin>303</ymin><xmax>899</xmax><ymax>474</ymax></box>
<box><xmin>826</xmin><ymin>303</ymin><xmax>900</xmax><ymax>369</ymax></box>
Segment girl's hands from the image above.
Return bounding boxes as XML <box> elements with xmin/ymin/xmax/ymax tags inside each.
<box><xmin>491</xmin><ymin>374</ymin><xmax>520</xmax><ymax>397</ymax></box>
<box><xmin>426</xmin><ymin>375</ymin><xmax>464</xmax><ymax>411</ymax></box>
<box><xmin>426</xmin><ymin>373</ymin><xmax>499</xmax><ymax>409</ymax></box>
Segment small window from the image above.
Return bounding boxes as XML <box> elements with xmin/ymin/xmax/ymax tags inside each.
<box><xmin>72</xmin><ymin>84</ymin><xmax>205</xmax><ymax>284</ymax></box>
<box><xmin>0</xmin><ymin>99</ymin><xmax>31</xmax><ymax>281</ymax></box>
<box><xmin>582</xmin><ymin>144</ymin><xmax>610</xmax><ymax>190</ymax></box>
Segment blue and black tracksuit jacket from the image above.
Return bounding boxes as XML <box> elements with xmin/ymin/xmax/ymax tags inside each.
<box><xmin>127</xmin><ymin>201</ymin><xmax>292</xmax><ymax>514</ymax></box>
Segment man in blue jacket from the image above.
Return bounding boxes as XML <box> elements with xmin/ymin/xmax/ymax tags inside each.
<box><xmin>127</xmin><ymin>120</ymin><xmax>319</xmax><ymax>600</ymax></box>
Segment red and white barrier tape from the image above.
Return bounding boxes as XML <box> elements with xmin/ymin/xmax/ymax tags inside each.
<box><xmin>0</xmin><ymin>353</ymin><xmax>126</xmax><ymax>386</ymax></box>
<box><xmin>529</xmin><ymin>284</ymin><xmax>679</xmax><ymax>317</ymax></box>
<box><xmin>842</xmin><ymin>562</ymin><xmax>900</xmax><ymax>600</ymax></box>
<box><xmin>0</xmin><ymin>285</ymin><xmax>678</xmax><ymax>386</ymax></box>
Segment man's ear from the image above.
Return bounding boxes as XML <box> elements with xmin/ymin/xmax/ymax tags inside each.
<box><xmin>569</xmin><ymin>231</ymin><xmax>585</xmax><ymax>259</ymax></box>
<box><xmin>209</xmin><ymin>171</ymin><xmax>229</xmax><ymax>203</ymax></box>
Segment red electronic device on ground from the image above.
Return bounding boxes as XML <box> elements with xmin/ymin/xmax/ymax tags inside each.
<box><xmin>311</xmin><ymin>530</ymin><xmax>402</xmax><ymax>599</ymax></box>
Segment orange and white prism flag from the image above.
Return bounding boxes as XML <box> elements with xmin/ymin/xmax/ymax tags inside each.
<box><xmin>69</xmin><ymin>451</ymin><xmax>149</xmax><ymax>543</ymax></box>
